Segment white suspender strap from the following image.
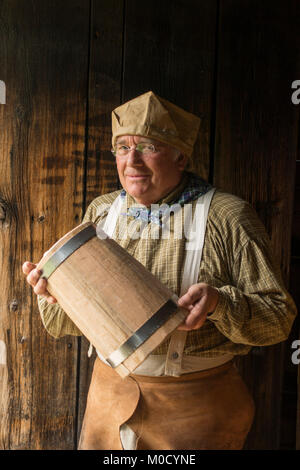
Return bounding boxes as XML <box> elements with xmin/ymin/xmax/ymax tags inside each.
<box><xmin>164</xmin><ymin>188</ymin><xmax>216</xmax><ymax>376</ymax></box>
<box><xmin>181</xmin><ymin>187</ymin><xmax>216</xmax><ymax>293</ymax></box>
<box><xmin>102</xmin><ymin>194</ymin><xmax>123</xmax><ymax>238</ymax></box>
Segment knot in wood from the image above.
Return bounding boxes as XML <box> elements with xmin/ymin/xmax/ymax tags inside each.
<box><xmin>9</xmin><ymin>300</ymin><xmax>18</xmax><ymax>312</ymax></box>
<box><xmin>0</xmin><ymin>204</ymin><xmax>5</xmax><ymax>221</ymax></box>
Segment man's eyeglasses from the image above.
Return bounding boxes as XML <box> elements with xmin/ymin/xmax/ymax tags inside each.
<box><xmin>111</xmin><ymin>143</ymin><xmax>158</xmax><ymax>157</ymax></box>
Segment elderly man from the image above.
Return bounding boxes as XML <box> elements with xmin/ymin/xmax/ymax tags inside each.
<box><xmin>23</xmin><ymin>91</ymin><xmax>297</xmax><ymax>450</ymax></box>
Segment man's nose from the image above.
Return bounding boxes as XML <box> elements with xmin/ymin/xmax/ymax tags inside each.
<box><xmin>126</xmin><ymin>148</ymin><xmax>143</xmax><ymax>165</ymax></box>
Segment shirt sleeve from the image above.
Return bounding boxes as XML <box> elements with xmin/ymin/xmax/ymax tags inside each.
<box><xmin>37</xmin><ymin>295</ymin><xmax>82</xmax><ymax>338</ymax></box>
<box><xmin>37</xmin><ymin>198</ymin><xmax>110</xmax><ymax>338</ymax></box>
<box><xmin>207</xmin><ymin>233</ymin><xmax>298</xmax><ymax>346</ymax></box>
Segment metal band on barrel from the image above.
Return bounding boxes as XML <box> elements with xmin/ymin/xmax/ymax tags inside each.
<box><xmin>41</xmin><ymin>224</ymin><xmax>96</xmax><ymax>280</ymax></box>
<box><xmin>106</xmin><ymin>298</ymin><xmax>179</xmax><ymax>368</ymax></box>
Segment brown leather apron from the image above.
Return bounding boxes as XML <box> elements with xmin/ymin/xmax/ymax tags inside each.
<box><xmin>78</xmin><ymin>357</ymin><xmax>255</xmax><ymax>450</ymax></box>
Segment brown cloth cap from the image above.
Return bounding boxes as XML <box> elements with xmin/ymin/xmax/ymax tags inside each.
<box><xmin>111</xmin><ymin>91</ymin><xmax>201</xmax><ymax>157</ymax></box>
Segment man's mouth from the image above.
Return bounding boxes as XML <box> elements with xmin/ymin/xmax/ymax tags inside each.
<box><xmin>126</xmin><ymin>174</ymin><xmax>149</xmax><ymax>179</ymax></box>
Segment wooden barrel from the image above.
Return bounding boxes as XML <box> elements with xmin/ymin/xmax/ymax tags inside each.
<box><xmin>37</xmin><ymin>222</ymin><xmax>188</xmax><ymax>378</ymax></box>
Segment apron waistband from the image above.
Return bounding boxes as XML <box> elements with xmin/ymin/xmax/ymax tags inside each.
<box><xmin>130</xmin><ymin>358</ymin><xmax>234</xmax><ymax>383</ymax></box>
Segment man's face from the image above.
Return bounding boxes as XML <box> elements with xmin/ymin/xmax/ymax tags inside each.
<box><xmin>115</xmin><ymin>135</ymin><xmax>187</xmax><ymax>206</ymax></box>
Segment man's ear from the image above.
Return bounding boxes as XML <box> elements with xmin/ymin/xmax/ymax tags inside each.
<box><xmin>176</xmin><ymin>153</ymin><xmax>189</xmax><ymax>170</ymax></box>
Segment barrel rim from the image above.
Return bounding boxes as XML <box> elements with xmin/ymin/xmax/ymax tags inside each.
<box><xmin>37</xmin><ymin>221</ymin><xmax>96</xmax><ymax>272</ymax></box>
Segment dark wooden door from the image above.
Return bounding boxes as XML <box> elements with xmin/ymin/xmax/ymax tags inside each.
<box><xmin>0</xmin><ymin>0</ymin><xmax>299</xmax><ymax>449</ymax></box>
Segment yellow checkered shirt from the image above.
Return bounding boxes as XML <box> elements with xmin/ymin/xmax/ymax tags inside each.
<box><xmin>37</xmin><ymin>178</ymin><xmax>297</xmax><ymax>357</ymax></box>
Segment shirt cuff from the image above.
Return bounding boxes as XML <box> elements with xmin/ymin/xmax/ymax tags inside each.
<box><xmin>207</xmin><ymin>288</ymin><xmax>229</xmax><ymax>322</ymax></box>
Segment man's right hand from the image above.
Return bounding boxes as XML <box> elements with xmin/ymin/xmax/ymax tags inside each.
<box><xmin>22</xmin><ymin>261</ymin><xmax>57</xmax><ymax>304</ymax></box>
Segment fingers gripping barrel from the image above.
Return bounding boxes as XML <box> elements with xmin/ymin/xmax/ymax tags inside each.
<box><xmin>37</xmin><ymin>222</ymin><xmax>187</xmax><ymax>377</ymax></box>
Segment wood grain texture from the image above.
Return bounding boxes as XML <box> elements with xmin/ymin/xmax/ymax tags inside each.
<box><xmin>296</xmin><ymin>130</ymin><xmax>300</xmax><ymax>451</ymax></box>
<box><xmin>214</xmin><ymin>0</ymin><xmax>300</xmax><ymax>449</ymax></box>
<box><xmin>122</xmin><ymin>0</ymin><xmax>218</xmax><ymax>180</ymax></box>
<box><xmin>280</xmin><ymin>159</ymin><xmax>300</xmax><ymax>449</ymax></box>
<box><xmin>84</xmin><ymin>0</ymin><xmax>124</xmax><ymax>203</ymax></box>
<box><xmin>76</xmin><ymin>0</ymin><xmax>125</xmax><ymax>443</ymax></box>
<box><xmin>0</xmin><ymin>0</ymin><xmax>89</xmax><ymax>449</ymax></box>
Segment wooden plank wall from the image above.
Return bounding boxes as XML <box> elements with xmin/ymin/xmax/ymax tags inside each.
<box><xmin>0</xmin><ymin>0</ymin><xmax>90</xmax><ymax>449</ymax></box>
<box><xmin>283</xmin><ymin>160</ymin><xmax>300</xmax><ymax>450</ymax></box>
<box><xmin>214</xmin><ymin>0</ymin><xmax>300</xmax><ymax>450</ymax></box>
<box><xmin>0</xmin><ymin>0</ymin><xmax>299</xmax><ymax>450</ymax></box>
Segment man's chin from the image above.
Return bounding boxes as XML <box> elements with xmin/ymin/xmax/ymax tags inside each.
<box><xmin>126</xmin><ymin>188</ymin><xmax>153</xmax><ymax>206</ymax></box>
<box><xmin>126</xmin><ymin>184</ymin><xmax>149</xmax><ymax>197</ymax></box>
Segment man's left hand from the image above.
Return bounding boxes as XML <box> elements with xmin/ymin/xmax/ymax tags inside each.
<box><xmin>177</xmin><ymin>283</ymin><xmax>220</xmax><ymax>331</ymax></box>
